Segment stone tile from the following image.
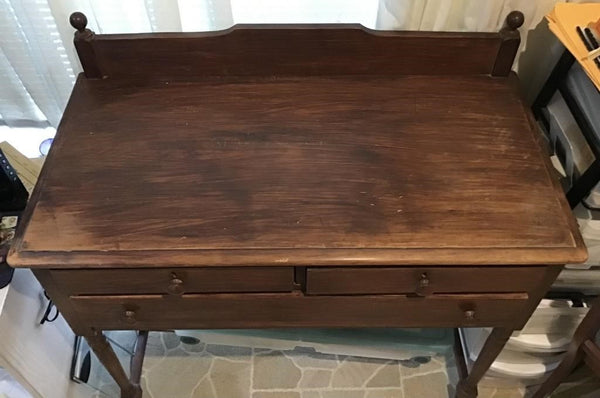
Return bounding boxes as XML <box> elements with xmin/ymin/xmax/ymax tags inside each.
<box><xmin>349</xmin><ymin>356</ymin><xmax>389</xmax><ymax>365</ymax></box>
<box><xmin>294</xmin><ymin>346</ymin><xmax>321</xmax><ymax>354</ymax></box>
<box><xmin>96</xmin><ymin>381</ymin><xmax>119</xmax><ymax>398</ymax></box>
<box><xmin>403</xmin><ymin>371</ymin><xmax>449</xmax><ymax>398</ymax></box>
<box><xmin>145</xmin><ymin>333</ymin><xmax>165</xmax><ymax>356</ymax></box>
<box><xmin>398</xmin><ymin>360</ymin><xmax>420</xmax><ymax>369</ymax></box>
<box><xmin>447</xmin><ymin>382</ymin><xmax>456</xmax><ymax>398</ymax></box>
<box><xmin>144</xmin><ymin>351</ymin><xmax>211</xmax><ymax>397</ymax></box>
<box><xmin>162</xmin><ymin>332</ymin><xmax>181</xmax><ymax>350</ymax></box>
<box><xmin>253</xmin><ymin>392</ymin><xmax>301</xmax><ymax>398</ymax></box>
<box><xmin>478</xmin><ymin>386</ymin><xmax>527</xmax><ymax>398</ymax></box>
<box><xmin>191</xmin><ymin>376</ymin><xmax>216</xmax><ymax>398</ymax></box>
<box><xmin>492</xmin><ymin>388</ymin><xmax>525</xmax><ymax>398</ymax></box>
<box><xmin>166</xmin><ymin>347</ymin><xmax>190</xmax><ymax>358</ymax></box>
<box><xmin>399</xmin><ymin>355</ymin><xmax>443</xmax><ymax>377</ymax></box>
<box><xmin>101</xmin><ymin>333</ymin><xmax>467</xmax><ymax>398</ymax></box>
<box><xmin>106</xmin><ymin>331</ymin><xmax>138</xmax><ymax>354</ymax></box>
<box><xmin>299</xmin><ymin>369</ymin><xmax>332</xmax><ymax>388</ymax></box>
<box><xmin>302</xmin><ymin>392</ymin><xmax>322</xmax><ymax>398</ymax></box>
<box><xmin>322</xmin><ymin>390</ymin><xmax>364</xmax><ymax>398</ymax></box>
<box><xmin>477</xmin><ymin>387</ymin><xmax>497</xmax><ymax>398</ymax></box>
<box><xmin>365</xmin><ymin>389</ymin><xmax>403</xmax><ymax>398</ymax></box>
<box><xmin>331</xmin><ymin>357</ymin><xmax>387</xmax><ymax>388</ymax></box>
<box><xmin>206</xmin><ymin>343</ymin><xmax>252</xmax><ymax>358</ymax></box>
<box><xmin>210</xmin><ymin>358</ymin><xmax>251</xmax><ymax>397</ymax></box>
<box><xmin>254</xmin><ymin>351</ymin><xmax>302</xmax><ymax>389</ymax></box>
<box><xmin>90</xmin><ymin>355</ymin><xmax>120</xmax><ymax>397</ymax></box>
<box><xmin>366</xmin><ymin>364</ymin><xmax>401</xmax><ymax>387</ymax></box>
<box><xmin>445</xmin><ymin>362</ymin><xmax>460</xmax><ymax>387</ymax></box>
<box><xmin>143</xmin><ymin>353</ymin><xmax>166</xmax><ymax>373</ymax></box>
<box><xmin>286</xmin><ymin>351</ymin><xmax>339</xmax><ymax>369</ymax></box>
<box><xmin>413</xmin><ymin>356</ymin><xmax>433</xmax><ymax>364</ymax></box>
<box><xmin>181</xmin><ymin>339</ymin><xmax>206</xmax><ymax>353</ymax></box>
<box><xmin>140</xmin><ymin>376</ymin><xmax>152</xmax><ymax>398</ymax></box>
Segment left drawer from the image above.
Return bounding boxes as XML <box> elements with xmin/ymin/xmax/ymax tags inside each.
<box><xmin>50</xmin><ymin>267</ymin><xmax>295</xmax><ymax>296</ymax></box>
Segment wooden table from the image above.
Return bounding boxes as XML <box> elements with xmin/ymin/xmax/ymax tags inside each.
<box><xmin>8</xmin><ymin>11</ymin><xmax>587</xmax><ymax>398</ymax></box>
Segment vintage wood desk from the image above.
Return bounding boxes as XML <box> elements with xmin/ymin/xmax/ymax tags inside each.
<box><xmin>8</xmin><ymin>11</ymin><xmax>588</xmax><ymax>398</ymax></box>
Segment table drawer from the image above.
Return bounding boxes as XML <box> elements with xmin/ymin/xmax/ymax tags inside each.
<box><xmin>51</xmin><ymin>267</ymin><xmax>294</xmax><ymax>296</ymax></box>
<box><xmin>69</xmin><ymin>292</ymin><xmax>529</xmax><ymax>330</ymax></box>
<box><xmin>305</xmin><ymin>266</ymin><xmax>544</xmax><ymax>295</ymax></box>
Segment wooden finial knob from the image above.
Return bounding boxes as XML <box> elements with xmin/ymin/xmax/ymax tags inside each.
<box><xmin>505</xmin><ymin>11</ymin><xmax>524</xmax><ymax>30</ymax></box>
<box><xmin>70</xmin><ymin>12</ymin><xmax>88</xmax><ymax>32</ymax></box>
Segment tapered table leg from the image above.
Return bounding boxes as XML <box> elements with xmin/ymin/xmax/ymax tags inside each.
<box><xmin>455</xmin><ymin>327</ymin><xmax>513</xmax><ymax>398</ymax></box>
<box><xmin>129</xmin><ymin>331</ymin><xmax>149</xmax><ymax>396</ymax></box>
<box><xmin>85</xmin><ymin>331</ymin><xmax>149</xmax><ymax>398</ymax></box>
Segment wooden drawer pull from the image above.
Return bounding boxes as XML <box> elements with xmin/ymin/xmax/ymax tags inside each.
<box><xmin>167</xmin><ymin>273</ymin><xmax>185</xmax><ymax>295</ymax></box>
<box><xmin>464</xmin><ymin>310</ymin><xmax>476</xmax><ymax>320</ymax></box>
<box><xmin>123</xmin><ymin>310</ymin><xmax>136</xmax><ymax>324</ymax></box>
<box><xmin>415</xmin><ymin>273</ymin><xmax>430</xmax><ymax>296</ymax></box>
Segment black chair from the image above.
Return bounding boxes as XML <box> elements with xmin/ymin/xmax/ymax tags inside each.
<box><xmin>532</xmin><ymin>50</ymin><xmax>600</xmax><ymax>209</ymax></box>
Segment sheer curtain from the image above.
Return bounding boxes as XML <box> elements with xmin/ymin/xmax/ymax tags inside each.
<box><xmin>375</xmin><ymin>0</ymin><xmax>562</xmax><ymax>31</ymax></box>
<box><xmin>0</xmin><ymin>0</ymin><xmax>233</xmax><ymax>130</ymax></box>
<box><xmin>0</xmin><ymin>0</ymin><xmax>589</xmax><ymax>133</ymax></box>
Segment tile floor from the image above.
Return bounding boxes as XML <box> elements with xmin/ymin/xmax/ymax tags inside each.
<box><xmin>90</xmin><ymin>332</ymin><xmax>600</xmax><ymax>398</ymax></box>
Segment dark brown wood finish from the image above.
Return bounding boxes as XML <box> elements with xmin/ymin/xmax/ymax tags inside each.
<box><xmin>9</xmin><ymin>75</ymin><xmax>585</xmax><ymax>267</ymax></box>
<box><xmin>9</xmin><ymin>12</ymin><xmax>588</xmax><ymax>398</ymax></box>
<box><xmin>70</xmin><ymin>12</ymin><xmax>102</xmax><ymax>79</ymax></box>
<box><xmin>306</xmin><ymin>266</ymin><xmax>546</xmax><ymax>295</ymax></box>
<box><xmin>583</xmin><ymin>340</ymin><xmax>600</xmax><ymax>376</ymax></box>
<box><xmin>491</xmin><ymin>11</ymin><xmax>524</xmax><ymax>76</ymax></box>
<box><xmin>73</xmin><ymin>27</ymin><xmax>506</xmax><ymax>80</ymax></box>
<box><xmin>69</xmin><ymin>293</ymin><xmax>530</xmax><ymax>330</ymax></box>
<box><xmin>130</xmin><ymin>331</ymin><xmax>149</xmax><ymax>391</ymax></box>
<box><xmin>50</xmin><ymin>267</ymin><xmax>294</xmax><ymax>296</ymax></box>
<box><xmin>456</xmin><ymin>264</ymin><xmax>563</xmax><ymax>397</ymax></box>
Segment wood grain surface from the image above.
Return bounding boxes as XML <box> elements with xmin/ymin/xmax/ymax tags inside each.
<box><xmin>9</xmin><ymin>74</ymin><xmax>586</xmax><ymax>267</ymax></box>
<box><xmin>50</xmin><ymin>267</ymin><xmax>294</xmax><ymax>295</ymax></box>
<box><xmin>69</xmin><ymin>292</ymin><xmax>530</xmax><ymax>330</ymax></box>
<box><xmin>84</xmin><ymin>25</ymin><xmax>503</xmax><ymax>80</ymax></box>
<box><xmin>305</xmin><ymin>266</ymin><xmax>546</xmax><ymax>295</ymax></box>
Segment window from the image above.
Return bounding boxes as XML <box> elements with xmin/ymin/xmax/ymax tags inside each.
<box><xmin>1</xmin><ymin>0</ymin><xmax>380</xmax><ymax>159</ymax></box>
<box><xmin>231</xmin><ymin>0</ymin><xmax>378</xmax><ymax>26</ymax></box>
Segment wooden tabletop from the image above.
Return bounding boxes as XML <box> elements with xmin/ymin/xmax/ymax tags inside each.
<box><xmin>9</xmin><ymin>74</ymin><xmax>586</xmax><ymax>267</ymax></box>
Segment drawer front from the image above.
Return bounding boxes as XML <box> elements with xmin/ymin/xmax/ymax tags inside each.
<box><xmin>51</xmin><ymin>267</ymin><xmax>294</xmax><ymax>296</ymax></box>
<box><xmin>305</xmin><ymin>266</ymin><xmax>544</xmax><ymax>295</ymax></box>
<box><xmin>69</xmin><ymin>292</ymin><xmax>529</xmax><ymax>330</ymax></box>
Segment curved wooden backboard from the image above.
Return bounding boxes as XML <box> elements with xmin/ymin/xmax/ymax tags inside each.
<box><xmin>74</xmin><ymin>24</ymin><xmax>514</xmax><ymax>80</ymax></box>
